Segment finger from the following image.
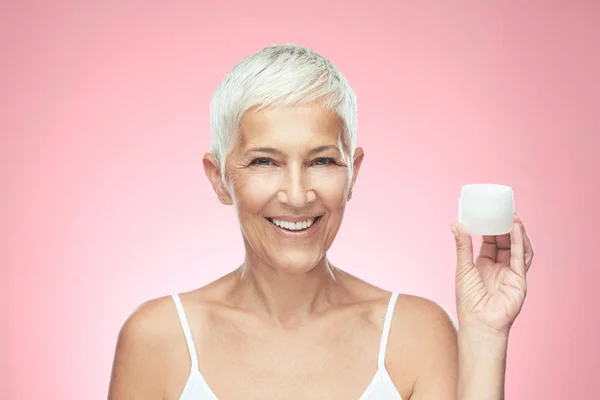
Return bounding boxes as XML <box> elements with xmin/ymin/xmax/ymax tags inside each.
<box><xmin>450</xmin><ymin>222</ymin><xmax>474</xmax><ymax>277</ymax></box>
<box><xmin>495</xmin><ymin>231</ymin><xmax>512</xmax><ymax>265</ymax></box>
<box><xmin>510</xmin><ymin>219</ymin><xmax>527</xmax><ymax>280</ymax></box>
<box><xmin>479</xmin><ymin>235</ymin><xmax>498</xmax><ymax>262</ymax></box>
<box><xmin>515</xmin><ymin>213</ymin><xmax>534</xmax><ymax>271</ymax></box>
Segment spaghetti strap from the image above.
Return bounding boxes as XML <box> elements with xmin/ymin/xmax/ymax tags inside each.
<box><xmin>378</xmin><ymin>291</ymin><xmax>400</xmax><ymax>369</ymax></box>
<box><xmin>171</xmin><ymin>293</ymin><xmax>199</xmax><ymax>371</ymax></box>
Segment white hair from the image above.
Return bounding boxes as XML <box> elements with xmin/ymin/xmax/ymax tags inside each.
<box><xmin>209</xmin><ymin>43</ymin><xmax>358</xmax><ymax>171</ymax></box>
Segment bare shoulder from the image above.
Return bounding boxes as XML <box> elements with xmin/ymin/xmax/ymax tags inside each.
<box><xmin>108</xmin><ymin>295</ymin><xmax>184</xmax><ymax>400</ymax></box>
<box><xmin>387</xmin><ymin>294</ymin><xmax>458</xmax><ymax>400</ymax></box>
<box><xmin>123</xmin><ymin>295</ymin><xmax>181</xmax><ymax>334</ymax></box>
<box><xmin>394</xmin><ymin>294</ymin><xmax>457</xmax><ymax>334</ymax></box>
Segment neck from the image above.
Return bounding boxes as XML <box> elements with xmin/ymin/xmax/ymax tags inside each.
<box><xmin>231</xmin><ymin>252</ymin><xmax>342</xmax><ymax>328</ymax></box>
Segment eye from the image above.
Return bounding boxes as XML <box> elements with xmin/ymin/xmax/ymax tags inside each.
<box><xmin>250</xmin><ymin>157</ymin><xmax>274</xmax><ymax>167</ymax></box>
<box><xmin>312</xmin><ymin>157</ymin><xmax>335</xmax><ymax>166</ymax></box>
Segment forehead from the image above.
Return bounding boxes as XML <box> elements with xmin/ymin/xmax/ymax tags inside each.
<box><xmin>237</xmin><ymin>104</ymin><xmax>343</xmax><ymax>147</ymax></box>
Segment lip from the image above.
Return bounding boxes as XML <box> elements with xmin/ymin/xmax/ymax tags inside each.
<box><xmin>266</xmin><ymin>216</ymin><xmax>323</xmax><ymax>238</ymax></box>
<box><xmin>268</xmin><ymin>215</ymin><xmax>321</xmax><ymax>223</ymax></box>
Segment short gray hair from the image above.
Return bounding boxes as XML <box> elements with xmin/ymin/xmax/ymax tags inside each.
<box><xmin>209</xmin><ymin>44</ymin><xmax>358</xmax><ymax>170</ymax></box>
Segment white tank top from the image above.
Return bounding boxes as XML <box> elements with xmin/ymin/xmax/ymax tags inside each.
<box><xmin>171</xmin><ymin>291</ymin><xmax>403</xmax><ymax>400</ymax></box>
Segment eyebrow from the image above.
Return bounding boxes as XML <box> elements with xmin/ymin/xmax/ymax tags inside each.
<box><xmin>245</xmin><ymin>145</ymin><xmax>340</xmax><ymax>156</ymax></box>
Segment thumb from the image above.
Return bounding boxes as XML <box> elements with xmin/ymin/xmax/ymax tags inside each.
<box><xmin>450</xmin><ymin>222</ymin><xmax>474</xmax><ymax>276</ymax></box>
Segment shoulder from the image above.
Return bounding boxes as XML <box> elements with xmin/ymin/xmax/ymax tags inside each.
<box><xmin>386</xmin><ymin>294</ymin><xmax>458</xmax><ymax>398</ymax></box>
<box><xmin>394</xmin><ymin>294</ymin><xmax>457</xmax><ymax>333</ymax></box>
<box><xmin>117</xmin><ymin>295</ymin><xmax>182</xmax><ymax>349</ymax></box>
<box><xmin>108</xmin><ymin>295</ymin><xmax>183</xmax><ymax>398</ymax></box>
<box><xmin>395</xmin><ymin>294</ymin><xmax>458</xmax><ymax>355</ymax></box>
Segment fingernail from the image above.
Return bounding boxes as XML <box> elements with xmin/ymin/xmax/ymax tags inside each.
<box><xmin>450</xmin><ymin>225</ymin><xmax>458</xmax><ymax>237</ymax></box>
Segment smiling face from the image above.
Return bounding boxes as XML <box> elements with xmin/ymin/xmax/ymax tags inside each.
<box><xmin>203</xmin><ymin>104</ymin><xmax>364</xmax><ymax>274</ymax></box>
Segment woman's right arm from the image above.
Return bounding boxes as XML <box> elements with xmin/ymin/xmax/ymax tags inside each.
<box><xmin>108</xmin><ymin>301</ymin><xmax>168</xmax><ymax>400</ymax></box>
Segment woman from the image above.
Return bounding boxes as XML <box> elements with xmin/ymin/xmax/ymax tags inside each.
<box><xmin>108</xmin><ymin>44</ymin><xmax>534</xmax><ymax>400</ymax></box>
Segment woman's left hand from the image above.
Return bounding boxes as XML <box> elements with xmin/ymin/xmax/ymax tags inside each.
<box><xmin>450</xmin><ymin>212</ymin><xmax>534</xmax><ymax>337</ymax></box>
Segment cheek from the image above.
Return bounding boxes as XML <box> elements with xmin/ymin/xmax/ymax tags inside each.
<box><xmin>310</xmin><ymin>169</ymin><xmax>351</xmax><ymax>205</ymax></box>
<box><xmin>231</xmin><ymin>171</ymin><xmax>282</xmax><ymax>210</ymax></box>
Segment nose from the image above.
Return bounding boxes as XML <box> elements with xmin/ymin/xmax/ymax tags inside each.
<box><xmin>277</xmin><ymin>164</ymin><xmax>316</xmax><ymax>206</ymax></box>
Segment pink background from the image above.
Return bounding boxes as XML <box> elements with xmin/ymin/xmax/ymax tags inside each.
<box><xmin>2</xmin><ymin>1</ymin><xmax>599</xmax><ymax>398</ymax></box>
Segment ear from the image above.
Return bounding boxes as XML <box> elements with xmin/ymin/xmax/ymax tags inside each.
<box><xmin>202</xmin><ymin>153</ymin><xmax>233</xmax><ymax>205</ymax></box>
<box><xmin>348</xmin><ymin>147</ymin><xmax>364</xmax><ymax>201</ymax></box>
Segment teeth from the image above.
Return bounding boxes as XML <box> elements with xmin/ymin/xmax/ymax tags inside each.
<box><xmin>270</xmin><ymin>218</ymin><xmax>317</xmax><ymax>231</ymax></box>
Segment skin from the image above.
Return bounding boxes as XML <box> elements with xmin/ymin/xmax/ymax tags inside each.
<box><xmin>451</xmin><ymin>212</ymin><xmax>534</xmax><ymax>400</ymax></box>
<box><xmin>108</xmin><ymin>103</ymin><xmax>534</xmax><ymax>400</ymax></box>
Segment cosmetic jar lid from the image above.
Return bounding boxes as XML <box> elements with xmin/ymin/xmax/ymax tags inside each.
<box><xmin>458</xmin><ymin>183</ymin><xmax>515</xmax><ymax>235</ymax></box>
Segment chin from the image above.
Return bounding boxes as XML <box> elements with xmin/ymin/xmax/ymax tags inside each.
<box><xmin>270</xmin><ymin>250</ymin><xmax>325</xmax><ymax>274</ymax></box>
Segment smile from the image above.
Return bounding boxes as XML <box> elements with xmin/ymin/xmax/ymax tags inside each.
<box><xmin>267</xmin><ymin>216</ymin><xmax>322</xmax><ymax>232</ymax></box>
